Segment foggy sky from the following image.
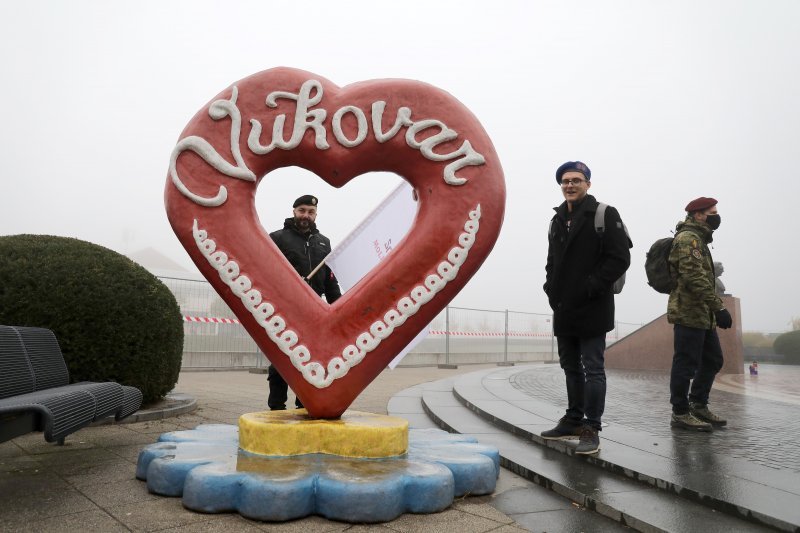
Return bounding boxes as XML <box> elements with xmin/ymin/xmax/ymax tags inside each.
<box><xmin>1</xmin><ymin>1</ymin><xmax>798</xmax><ymax>332</ymax></box>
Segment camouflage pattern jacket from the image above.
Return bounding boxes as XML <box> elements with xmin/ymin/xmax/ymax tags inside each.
<box><xmin>667</xmin><ymin>217</ymin><xmax>724</xmax><ymax>329</ymax></box>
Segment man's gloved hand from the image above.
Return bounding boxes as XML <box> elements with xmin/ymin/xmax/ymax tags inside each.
<box><xmin>715</xmin><ymin>308</ymin><xmax>733</xmax><ymax>329</ymax></box>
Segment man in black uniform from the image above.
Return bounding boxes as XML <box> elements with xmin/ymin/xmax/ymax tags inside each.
<box><xmin>268</xmin><ymin>194</ymin><xmax>342</xmax><ymax>410</ymax></box>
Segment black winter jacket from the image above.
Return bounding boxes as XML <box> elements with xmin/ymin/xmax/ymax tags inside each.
<box><xmin>270</xmin><ymin>218</ymin><xmax>342</xmax><ymax>303</ymax></box>
<box><xmin>544</xmin><ymin>195</ymin><xmax>631</xmax><ymax>337</ymax></box>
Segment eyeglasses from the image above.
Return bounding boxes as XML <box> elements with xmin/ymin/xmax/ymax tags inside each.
<box><xmin>560</xmin><ymin>178</ymin><xmax>587</xmax><ymax>187</ymax></box>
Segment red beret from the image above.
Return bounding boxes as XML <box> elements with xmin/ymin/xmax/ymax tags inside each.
<box><xmin>685</xmin><ymin>197</ymin><xmax>718</xmax><ymax>213</ymax></box>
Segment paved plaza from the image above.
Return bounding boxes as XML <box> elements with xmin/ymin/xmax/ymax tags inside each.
<box><xmin>0</xmin><ymin>365</ymin><xmax>536</xmax><ymax>533</ymax></box>
<box><xmin>1</xmin><ymin>362</ymin><xmax>798</xmax><ymax>532</ymax></box>
<box><xmin>513</xmin><ymin>364</ymin><xmax>800</xmax><ymax>473</ymax></box>
<box><xmin>417</xmin><ymin>363</ymin><xmax>800</xmax><ymax>531</ymax></box>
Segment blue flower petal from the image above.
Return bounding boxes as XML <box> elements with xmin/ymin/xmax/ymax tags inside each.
<box><xmin>136</xmin><ymin>424</ymin><xmax>497</xmax><ymax>523</ymax></box>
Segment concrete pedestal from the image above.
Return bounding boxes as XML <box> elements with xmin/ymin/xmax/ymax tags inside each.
<box><xmin>136</xmin><ymin>424</ymin><xmax>499</xmax><ymax>523</ymax></box>
<box><xmin>606</xmin><ymin>295</ymin><xmax>743</xmax><ymax>375</ymax></box>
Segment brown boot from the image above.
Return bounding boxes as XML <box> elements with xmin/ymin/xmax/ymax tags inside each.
<box><xmin>690</xmin><ymin>403</ymin><xmax>727</xmax><ymax>426</ymax></box>
<box><xmin>671</xmin><ymin>412</ymin><xmax>712</xmax><ymax>432</ymax></box>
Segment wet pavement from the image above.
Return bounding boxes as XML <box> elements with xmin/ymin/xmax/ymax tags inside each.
<box><xmin>512</xmin><ymin>364</ymin><xmax>800</xmax><ymax>472</ymax></box>
<box><xmin>2</xmin><ymin>362</ymin><xmax>796</xmax><ymax>531</ymax></box>
<box><xmin>414</xmin><ymin>362</ymin><xmax>800</xmax><ymax>532</ymax></box>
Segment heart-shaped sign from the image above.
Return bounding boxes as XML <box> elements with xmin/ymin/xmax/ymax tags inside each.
<box><xmin>165</xmin><ymin>67</ymin><xmax>505</xmax><ymax>418</ymax></box>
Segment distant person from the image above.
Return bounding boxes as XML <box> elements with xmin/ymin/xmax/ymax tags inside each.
<box><xmin>541</xmin><ymin>161</ymin><xmax>631</xmax><ymax>454</ymax></box>
<box><xmin>667</xmin><ymin>197</ymin><xmax>732</xmax><ymax>431</ymax></box>
<box><xmin>268</xmin><ymin>194</ymin><xmax>341</xmax><ymax>410</ymax></box>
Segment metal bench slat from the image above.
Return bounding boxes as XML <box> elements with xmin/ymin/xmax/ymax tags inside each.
<box><xmin>15</xmin><ymin>327</ymin><xmax>69</xmax><ymax>391</ymax></box>
<box><xmin>0</xmin><ymin>326</ymin><xmax>35</xmax><ymax>399</ymax></box>
<box><xmin>1</xmin><ymin>325</ymin><xmax>143</xmax><ymax>444</ymax></box>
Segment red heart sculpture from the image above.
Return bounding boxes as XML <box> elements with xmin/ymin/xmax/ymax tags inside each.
<box><xmin>165</xmin><ymin>67</ymin><xmax>505</xmax><ymax>418</ymax></box>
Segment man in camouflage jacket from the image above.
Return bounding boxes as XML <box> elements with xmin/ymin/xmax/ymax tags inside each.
<box><xmin>667</xmin><ymin>197</ymin><xmax>732</xmax><ymax>431</ymax></box>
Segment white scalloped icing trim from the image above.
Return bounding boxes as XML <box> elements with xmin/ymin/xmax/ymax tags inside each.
<box><xmin>192</xmin><ymin>205</ymin><xmax>481</xmax><ymax>388</ymax></box>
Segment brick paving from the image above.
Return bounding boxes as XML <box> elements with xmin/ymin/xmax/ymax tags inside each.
<box><xmin>0</xmin><ymin>365</ymin><xmax>533</xmax><ymax>533</ymax></box>
<box><xmin>511</xmin><ymin>364</ymin><xmax>800</xmax><ymax>473</ymax></box>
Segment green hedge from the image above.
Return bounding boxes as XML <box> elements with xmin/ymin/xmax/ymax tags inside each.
<box><xmin>773</xmin><ymin>330</ymin><xmax>800</xmax><ymax>365</ymax></box>
<box><xmin>0</xmin><ymin>234</ymin><xmax>183</xmax><ymax>404</ymax></box>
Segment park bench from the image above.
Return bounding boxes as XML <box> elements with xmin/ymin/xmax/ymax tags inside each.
<box><xmin>0</xmin><ymin>325</ymin><xmax>142</xmax><ymax>445</ymax></box>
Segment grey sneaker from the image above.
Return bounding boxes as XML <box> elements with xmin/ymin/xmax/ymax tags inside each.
<box><xmin>671</xmin><ymin>412</ymin><xmax>712</xmax><ymax>432</ymax></box>
<box><xmin>575</xmin><ymin>426</ymin><xmax>600</xmax><ymax>455</ymax></box>
<box><xmin>690</xmin><ymin>403</ymin><xmax>727</xmax><ymax>426</ymax></box>
<box><xmin>541</xmin><ymin>417</ymin><xmax>583</xmax><ymax>440</ymax></box>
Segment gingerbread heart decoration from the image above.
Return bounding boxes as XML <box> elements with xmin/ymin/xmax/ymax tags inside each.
<box><xmin>165</xmin><ymin>67</ymin><xmax>505</xmax><ymax>418</ymax></box>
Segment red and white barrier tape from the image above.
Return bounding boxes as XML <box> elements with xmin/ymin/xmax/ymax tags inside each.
<box><xmin>428</xmin><ymin>330</ymin><xmax>551</xmax><ymax>338</ymax></box>
<box><xmin>182</xmin><ymin>317</ymin><xmax>554</xmax><ymax>338</ymax></box>
<box><xmin>183</xmin><ymin>316</ymin><xmax>240</xmax><ymax>324</ymax></box>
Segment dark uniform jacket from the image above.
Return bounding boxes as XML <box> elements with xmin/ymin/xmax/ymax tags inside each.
<box><xmin>667</xmin><ymin>217</ymin><xmax>723</xmax><ymax>329</ymax></box>
<box><xmin>270</xmin><ymin>218</ymin><xmax>341</xmax><ymax>303</ymax></box>
<box><xmin>544</xmin><ymin>195</ymin><xmax>631</xmax><ymax>337</ymax></box>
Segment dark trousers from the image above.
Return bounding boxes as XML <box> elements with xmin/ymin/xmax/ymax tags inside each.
<box><xmin>556</xmin><ymin>335</ymin><xmax>606</xmax><ymax>431</ymax></box>
<box><xmin>670</xmin><ymin>324</ymin><xmax>724</xmax><ymax>414</ymax></box>
<box><xmin>267</xmin><ymin>365</ymin><xmax>303</xmax><ymax>410</ymax></box>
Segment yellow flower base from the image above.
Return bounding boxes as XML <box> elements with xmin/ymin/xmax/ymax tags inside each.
<box><xmin>238</xmin><ymin>409</ymin><xmax>409</xmax><ymax>458</ymax></box>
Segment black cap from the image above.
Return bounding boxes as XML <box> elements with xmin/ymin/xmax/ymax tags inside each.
<box><xmin>555</xmin><ymin>161</ymin><xmax>591</xmax><ymax>184</ymax></box>
<box><xmin>293</xmin><ymin>195</ymin><xmax>318</xmax><ymax>208</ymax></box>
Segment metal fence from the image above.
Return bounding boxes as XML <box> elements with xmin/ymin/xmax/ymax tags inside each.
<box><xmin>159</xmin><ymin>276</ymin><xmax>643</xmax><ymax>369</ymax></box>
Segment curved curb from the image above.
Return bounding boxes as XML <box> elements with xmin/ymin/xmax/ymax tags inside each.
<box><xmin>91</xmin><ymin>392</ymin><xmax>198</xmax><ymax>426</ymax></box>
<box><xmin>435</xmin><ymin>365</ymin><xmax>799</xmax><ymax>532</ymax></box>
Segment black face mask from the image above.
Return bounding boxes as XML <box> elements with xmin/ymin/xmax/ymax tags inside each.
<box><xmin>705</xmin><ymin>214</ymin><xmax>721</xmax><ymax>230</ymax></box>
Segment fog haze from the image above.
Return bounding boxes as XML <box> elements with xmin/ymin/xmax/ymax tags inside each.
<box><xmin>1</xmin><ymin>1</ymin><xmax>798</xmax><ymax>332</ymax></box>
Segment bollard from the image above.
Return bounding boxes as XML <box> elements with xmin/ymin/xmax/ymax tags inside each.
<box><xmin>439</xmin><ymin>306</ymin><xmax>457</xmax><ymax>369</ymax></box>
<box><xmin>498</xmin><ymin>309</ymin><xmax>514</xmax><ymax>366</ymax></box>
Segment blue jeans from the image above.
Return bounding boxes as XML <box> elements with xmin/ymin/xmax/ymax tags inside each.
<box><xmin>670</xmin><ymin>324</ymin><xmax>723</xmax><ymax>414</ymax></box>
<box><xmin>556</xmin><ymin>335</ymin><xmax>607</xmax><ymax>431</ymax></box>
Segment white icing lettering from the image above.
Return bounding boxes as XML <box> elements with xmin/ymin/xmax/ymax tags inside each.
<box><xmin>249</xmin><ymin>79</ymin><xmax>330</xmax><ymax>153</ymax></box>
<box><xmin>405</xmin><ymin>119</ymin><xmax>458</xmax><ymax>157</ymax></box>
<box><xmin>175</xmin><ymin>81</ymin><xmax>487</xmax><ymax>206</ymax></box>
<box><xmin>170</xmin><ymin>87</ymin><xmax>256</xmax><ymax>207</ymax></box>
<box><xmin>441</xmin><ymin>141</ymin><xmax>486</xmax><ymax>186</ymax></box>
<box><xmin>371</xmin><ymin>101</ymin><xmax>413</xmax><ymax>143</ymax></box>
<box><xmin>332</xmin><ymin>105</ymin><xmax>368</xmax><ymax>147</ymax></box>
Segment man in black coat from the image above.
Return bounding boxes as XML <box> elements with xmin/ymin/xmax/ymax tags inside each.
<box><xmin>267</xmin><ymin>194</ymin><xmax>342</xmax><ymax>410</ymax></box>
<box><xmin>542</xmin><ymin>161</ymin><xmax>631</xmax><ymax>454</ymax></box>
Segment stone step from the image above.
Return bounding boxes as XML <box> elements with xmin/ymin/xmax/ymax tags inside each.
<box><xmin>388</xmin><ymin>380</ymin><xmax>632</xmax><ymax>532</ymax></box>
<box><xmin>409</xmin><ymin>369</ymin><xmax>786</xmax><ymax>532</ymax></box>
<box><xmin>449</xmin><ymin>366</ymin><xmax>800</xmax><ymax>531</ymax></box>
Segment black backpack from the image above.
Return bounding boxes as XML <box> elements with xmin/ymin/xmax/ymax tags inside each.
<box><xmin>645</xmin><ymin>236</ymin><xmax>678</xmax><ymax>294</ymax></box>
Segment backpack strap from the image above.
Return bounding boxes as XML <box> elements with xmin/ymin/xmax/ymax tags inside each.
<box><xmin>595</xmin><ymin>202</ymin><xmax>633</xmax><ymax>247</ymax></box>
<box><xmin>594</xmin><ymin>203</ymin><xmax>608</xmax><ymax>235</ymax></box>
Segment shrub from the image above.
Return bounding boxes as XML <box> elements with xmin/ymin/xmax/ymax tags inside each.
<box><xmin>0</xmin><ymin>234</ymin><xmax>183</xmax><ymax>403</ymax></box>
<box><xmin>742</xmin><ymin>331</ymin><xmax>774</xmax><ymax>349</ymax></box>
<box><xmin>773</xmin><ymin>330</ymin><xmax>800</xmax><ymax>365</ymax></box>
